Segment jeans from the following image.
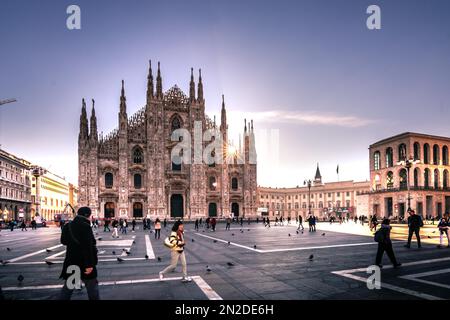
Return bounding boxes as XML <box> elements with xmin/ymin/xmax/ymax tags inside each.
<box><xmin>407</xmin><ymin>227</ymin><xmax>421</xmax><ymax>247</ymax></box>
<box><xmin>155</xmin><ymin>229</ymin><xmax>161</xmax><ymax>239</ymax></box>
<box><xmin>440</xmin><ymin>229</ymin><xmax>449</xmax><ymax>246</ymax></box>
<box><xmin>59</xmin><ymin>278</ymin><xmax>100</xmax><ymax>300</ymax></box>
<box><xmin>375</xmin><ymin>242</ymin><xmax>398</xmax><ymax>265</ymax></box>
<box><xmin>160</xmin><ymin>250</ymin><xmax>187</xmax><ymax>277</ymax></box>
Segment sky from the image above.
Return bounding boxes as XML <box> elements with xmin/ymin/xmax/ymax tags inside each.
<box><xmin>1</xmin><ymin>0</ymin><xmax>450</xmax><ymax>187</ymax></box>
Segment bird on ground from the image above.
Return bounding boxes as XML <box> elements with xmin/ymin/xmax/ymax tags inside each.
<box><xmin>45</xmin><ymin>260</ymin><xmax>54</xmax><ymax>266</ymax></box>
<box><xmin>112</xmin><ymin>251</ymin><xmax>116</xmax><ymax>255</ymax></box>
<box><xmin>253</xmin><ymin>245</ymin><xmax>257</xmax><ymax>249</ymax></box>
<box><xmin>309</xmin><ymin>254</ymin><xmax>314</xmax><ymax>261</ymax></box>
<box><xmin>213</xmin><ymin>240</ymin><xmax>217</xmax><ymax>243</ymax></box>
<box><xmin>432</xmin><ymin>231</ymin><xmax>436</xmax><ymax>234</ymax></box>
<box><xmin>6</xmin><ymin>248</ymin><xmax>11</xmax><ymax>251</ymax></box>
<box><xmin>117</xmin><ymin>257</ymin><xmax>124</xmax><ymax>262</ymax></box>
<box><xmin>132</xmin><ymin>240</ymin><xmax>135</xmax><ymax>244</ymax></box>
<box><xmin>145</xmin><ymin>254</ymin><xmax>149</xmax><ymax>259</ymax></box>
<box><xmin>157</xmin><ymin>257</ymin><xmax>162</xmax><ymax>262</ymax></box>
<box><xmin>125</xmin><ymin>251</ymin><xmax>131</xmax><ymax>255</ymax></box>
<box><xmin>191</xmin><ymin>239</ymin><xmax>195</xmax><ymax>242</ymax></box>
<box><xmin>17</xmin><ymin>275</ymin><xmax>24</xmax><ymax>283</ymax></box>
<box><xmin>322</xmin><ymin>233</ymin><xmax>326</xmax><ymax>236</ymax></box>
<box><xmin>46</xmin><ymin>248</ymin><xmax>52</xmax><ymax>253</ymax></box>
<box><xmin>288</xmin><ymin>234</ymin><xmax>291</xmax><ymax>237</ymax></box>
<box><xmin>206</xmin><ymin>265</ymin><xmax>212</xmax><ymax>272</ymax></box>
<box><xmin>247</xmin><ymin>229</ymin><xmax>250</xmax><ymax>231</ymax></box>
<box><xmin>228</xmin><ymin>241</ymin><xmax>231</xmax><ymax>245</ymax></box>
<box><xmin>296</xmin><ymin>230</ymin><xmax>299</xmax><ymax>234</ymax></box>
<box><xmin>240</xmin><ymin>230</ymin><xmax>244</xmax><ymax>233</ymax></box>
<box><xmin>226</xmin><ymin>262</ymin><xmax>234</xmax><ymax>267</ymax></box>
<box><xmin>231</xmin><ymin>233</ymin><xmax>235</xmax><ymax>236</ymax></box>
<box><xmin>97</xmin><ymin>237</ymin><xmax>102</xmax><ymax>241</ymax></box>
<box><xmin>301</xmin><ymin>231</ymin><xmax>304</xmax><ymax>234</ymax></box>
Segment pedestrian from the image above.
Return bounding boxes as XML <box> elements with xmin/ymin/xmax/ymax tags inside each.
<box><xmin>248</xmin><ymin>217</ymin><xmax>251</xmax><ymax>225</ymax></box>
<box><xmin>275</xmin><ymin>217</ymin><xmax>279</xmax><ymax>226</ymax></box>
<box><xmin>297</xmin><ymin>215</ymin><xmax>304</xmax><ymax>231</ymax></box>
<box><xmin>256</xmin><ymin>217</ymin><xmax>259</xmax><ymax>224</ymax></box>
<box><xmin>111</xmin><ymin>219</ymin><xmax>119</xmax><ymax>238</ymax></box>
<box><xmin>312</xmin><ymin>215</ymin><xmax>317</xmax><ymax>232</ymax></box>
<box><xmin>119</xmin><ymin>218</ymin><xmax>123</xmax><ymax>233</ymax></box>
<box><xmin>225</xmin><ymin>216</ymin><xmax>231</xmax><ymax>231</ymax></box>
<box><xmin>132</xmin><ymin>219</ymin><xmax>136</xmax><ymax>232</ymax></box>
<box><xmin>122</xmin><ymin>219</ymin><xmax>128</xmax><ymax>234</ymax></box>
<box><xmin>374</xmin><ymin>218</ymin><xmax>402</xmax><ymax>269</ymax></box>
<box><xmin>20</xmin><ymin>219</ymin><xmax>27</xmax><ymax>231</ymax></box>
<box><xmin>405</xmin><ymin>209</ymin><xmax>423</xmax><ymax>249</ymax></box>
<box><xmin>370</xmin><ymin>215</ymin><xmax>378</xmax><ymax>232</ymax></box>
<box><xmin>205</xmin><ymin>217</ymin><xmax>210</xmax><ymax>229</ymax></box>
<box><xmin>194</xmin><ymin>219</ymin><xmax>199</xmax><ymax>231</ymax></box>
<box><xmin>104</xmin><ymin>218</ymin><xmax>110</xmax><ymax>232</ymax></box>
<box><xmin>307</xmin><ymin>215</ymin><xmax>314</xmax><ymax>232</ymax></box>
<box><xmin>211</xmin><ymin>217</ymin><xmax>217</xmax><ymax>232</ymax></box>
<box><xmin>240</xmin><ymin>217</ymin><xmax>243</xmax><ymax>227</ymax></box>
<box><xmin>154</xmin><ymin>218</ymin><xmax>161</xmax><ymax>239</ymax></box>
<box><xmin>59</xmin><ymin>206</ymin><xmax>100</xmax><ymax>300</ymax></box>
<box><xmin>9</xmin><ymin>220</ymin><xmax>14</xmax><ymax>232</ymax></box>
<box><xmin>31</xmin><ymin>218</ymin><xmax>37</xmax><ymax>230</ymax></box>
<box><xmin>287</xmin><ymin>216</ymin><xmax>291</xmax><ymax>225</ymax></box>
<box><xmin>159</xmin><ymin>220</ymin><xmax>192</xmax><ymax>282</ymax></box>
<box><xmin>266</xmin><ymin>217</ymin><xmax>271</xmax><ymax>228</ymax></box>
<box><xmin>199</xmin><ymin>218</ymin><xmax>202</xmax><ymax>227</ymax></box>
<box><xmin>163</xmin><ymin>218</ymin><xmax>167</xmax><ymax>229</ymax></box>
<box><xmin>437</xmin><ymin>213</ymin><xmax>450</xmax><ymax>248</ymax></box>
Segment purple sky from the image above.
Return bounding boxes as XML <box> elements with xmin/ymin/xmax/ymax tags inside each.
<box><xmin>1</xmin><ymin>0</ymin><xmax>450</xmax><ymax>187</ymax></box>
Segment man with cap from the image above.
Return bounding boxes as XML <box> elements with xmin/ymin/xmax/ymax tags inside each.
<box><xmin>59</xmin><ymin>206</ymin><xmax>99</xmax><ymax>300</ymax></box>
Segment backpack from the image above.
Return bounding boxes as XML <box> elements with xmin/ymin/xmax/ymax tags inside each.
<box><xmin>374</xmin><ymin>229</ymin><xmax>385</xmax><ymax>243</ymax></box>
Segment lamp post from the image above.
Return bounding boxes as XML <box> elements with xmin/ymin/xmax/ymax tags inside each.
<box><xmin>304</xmin><ymin>179</ymin><xmax>312</xmax><ymax>216</ymax></box>
<box><xmin>397</xmin><ymin>156</ymin><xmax>420</xmax><ymax>211</ymax></box>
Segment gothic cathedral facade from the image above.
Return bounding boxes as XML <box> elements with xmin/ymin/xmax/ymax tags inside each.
<box><xmin>77</xmin><ymin>61</ymin><xmax>258</xmax><ymax>220</ymax></box>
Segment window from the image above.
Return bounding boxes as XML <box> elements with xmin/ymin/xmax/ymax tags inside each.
<box><xmin>328</xmin><ymin>193</ymin><xmax>331</xmax><ymax>197</ymax></box>
<box><xmin>443</xmin><ymin>146</ymin><xmax>449</xmax><ymax>166</ymax></box>
<box><xmin>414</xmin><ymin>168</ymin><xmax>420</xmax><ymax>187</ymax></box>
<box><xmin>132</xmin><ymin>147</ymin><xmax>143</xmax><ymax>164</ymax></box>
<box><xmin>346</xmin><ymin>200</ymin><xmax>350</xmax><ymax>208</ymax></box>
<box><xmin>399</xmin><ymin>169</ymin><xmax>407</xmax><ymax>190</ymax></box>
<box><xmin>434</xmin><ymin>169</ymin><xmax>440</xmax><ymax>189</ymax></box>
<box><xmin>433</xmin><ymin>144</ymin><xmax>440</xmax><ymax>165</ymax></box>
<box><xmin>414</xmin><ymin>142</ymin><xmax>420</xmax><ymax>161</ymax></box>
<box><xmin>172</xmin><ymin>154</ymin><xmax>181</xmax><ymax>171</ymax></box>
<box><xmin>134</xmin><ymin>174</ymin><xmax>142</xmax><ymax>189</ymax></box>
<box><xmin>444</xmin><ymin>170</ymin><xmax>449</xmax><ymax>189</ymax></box>
<box><xmin>424</xmin><ymin>144</ymin><xmax>430</xmax><ymax>164</ymax></box>
<box><xmin>209</xmin><ymin>177</ymin><xmax>217</xmax><ymax>190</ymax></box>
<box><xmin>374</xmin><ymin>151</ymin><xmax>381</xmax><ymax>170</ymax></box>
<box><xmin>336</xmin><ymin>192</ymin><xmax>340</xmax><ymax>197</ymax></box>
<box><xmin>171</xmin><ymin>116</ymin><xmax>181</xmax><ymax>131</ymax></box>
<box><xmin>424</xmin><ymin>169</ymin><xmax>430</xmax><ymax>188</ymax></box>
<box><xmin>386</xmin><ymin>171</ymin><xmax>394</xmax><ymax>189</ymax></box>
<box><xmin>231</xmin><ymin>177</ymin><xmax>238</xmax><ymax>190</ymax></box>
<box><xmin>386</xmin><ymin>147</ymin><xmax>393</xmax><ymax>167</ymax></box>
<box><xmin>105</xmin><ymin>173</ymin><xmax>113</xmax><ymax>188</ymax></box>
<box><xmin>398</xmin><ymin>143</ymin><xmax>407</xmax><ymax>162</ymax></box>
<box><xmin>346</xmin><ymin>192</ymin><xmax>350</xmax><ymax>197</ymax></box>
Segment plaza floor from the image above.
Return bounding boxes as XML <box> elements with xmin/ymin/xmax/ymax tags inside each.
<box><xmin>1</xmin><ymin>221</ymin><xmax>450</xmax><ymax>300</ymax></box>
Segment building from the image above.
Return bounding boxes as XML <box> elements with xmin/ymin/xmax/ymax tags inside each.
<box><xmin>31</xmin><ymin>167</ymin><xmax>77</xmax><ymax>221</ymax></box>
<box><xmin>77</xmin><ymin>61</ymin><xmax>258</xmax><ymax>219</ymax></box>
<box><xmin>366</xmin><ymin>132</ymin><xmax>450</xmax><ymax>218</ymax></box>
<box><xmin>258</xmin><ymin>164</ymin><xmax>370</xmax><ymax>219</ymax></box>
<box><xmin>0</xmin><ymin>149</ymin><xmax>32</xmax><ymax>221</ymax></box>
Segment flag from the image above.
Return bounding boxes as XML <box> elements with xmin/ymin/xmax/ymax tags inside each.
<box><xmin>336</xmin><ymin>165</ymin><xmax>339</xmax><ymax>174</ymax></box>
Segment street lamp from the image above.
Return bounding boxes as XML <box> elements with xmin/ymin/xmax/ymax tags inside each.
<box><xmin>304</xmin><ymin>179</ymin><xmax>312</xmax><ymax>216</ymax></box>
<box><xmin>397</xmin><ymin>155</ymin><xmax>420</xmax><ymax>211</ymax></box>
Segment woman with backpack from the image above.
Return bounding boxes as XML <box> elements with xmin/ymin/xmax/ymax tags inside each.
<box><xmin>375</xmin><ymin>219</ymin><xmax>402</xmax><ymax>268</ymax></box>
<box><xmin>159</xmin><ymin>220</ymin><xmax>192</xmax><ymax>283</ymax></box>
<box><xmin>437</xmin><ymin>213</ymin><xmax>450</xmax><ymax>248</ymax></box>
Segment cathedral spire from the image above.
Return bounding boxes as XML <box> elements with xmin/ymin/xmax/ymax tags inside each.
<box><xmin>156</xmin><ymin>61</ymin><xmax>163</xmax><ymax>99</ymax></box>
<box><xmin>79</xmin><ymin>98</ymin><xmax>89</xmax><ymax>141</ymax></box>
<box><xmin>244</xmin><ymin>118</ymin><xmax>247</xmax><ymax>133</ymax></box>
<box><xmin>120</xmin><ymin>80</ymin><xmax>127</xmax><ymax>114</ymax></box>
<box><xmin>147</xmin><ymin>60</ymin><xmax>154</xmax><ymax>103</ymax></box>
<box><xmin>189</xmin><ymin>67</ymin><xmax>195</xmax><ymax>102</ymax></box>
<box><xmin>197</xmin><ymin>69</ymin><xmax>203</xmax><ymax>102</ymax></box>
<box><xmin>314</xmin><ymin>163</ymin><xmax>322</xmax><ymax>184</ymax></box>
<box><xmin>90</xmin><ymin>99</ymin><xmax>98</xmax><ymax>142</ymax></box>
<box><xmin>220</xmin><ymin>94</ymin><xmax>227</xmax><ymax>132</ymax></box>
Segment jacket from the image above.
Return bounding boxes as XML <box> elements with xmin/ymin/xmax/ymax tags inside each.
<box><xmin>59</xmin><ymin>215</ymin><xmax>98</xmax><ymax>280</ymax></box>
<box><xmin>378</xmin><ymin>224</ymin><xmax>392</xmax><ymax>244</ymax></box>
<box><xmin>168</xmin><ymin>231</ymin><xmax>185</xmax><ymax>252</ymax></box>
<box><xmin>408</xmin><ymin>215</ymin><xmax>423</xmax><ymax>229</ymax></box>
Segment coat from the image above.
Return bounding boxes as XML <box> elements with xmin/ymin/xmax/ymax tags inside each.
<box><xmin>59</xmin><ymin>215</ymin><xmax>98</xmax><ymax>280</ymax></box>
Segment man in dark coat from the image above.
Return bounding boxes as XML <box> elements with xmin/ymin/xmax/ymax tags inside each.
<box><xmin>405</xmin><ymin>209</ymin><xmax>423</xmax><ymax>248</ymax></box>
<box><xmin>59</xmin><ymin>207</ymin><xmax>99</xmax><ymax>300</ymax></box>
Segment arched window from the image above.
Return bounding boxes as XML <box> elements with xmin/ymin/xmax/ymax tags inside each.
<box><xmin>132</xmin><ymin>147</ymin><xmax>143</xmax><ymax>164</ymax></box>
<box><xmin>319</xmin><ymin>201</ymin><xmax>323</xmax><ymax>208</ymax></box>
<box><xmin>443</xmin><ymin>146</ymin><xmax>449</xmax><ymax>166</ymax></box>
<box><xmin>433</xmin><ymin>144</ymin><xmax>440</xmax><ymax>165</ymax></box>
<box><xmin>172</xmin><ymin>154</ymin><xmax>181</xmax><ymax>171</ymax></box>
<box><xmin>414</xmin><ymin>142</ymin><xmax>420</xmax><ymax>161</ymax></box>
<box><xmin>373</xmin><ymin>151</ymin><xmax>381</xmax><ymax>170</ymax></box>
<box><xmin>209</xmin><ymin>177</ymin><xmax>217</xmax><ymax>190</ymax></box>
<box><xmin>336</xmin><ymin>201</ymin><xmax>341</xmax><ymax>208</ymax></box>
<box><xmin>424</xmin><ymin>168</ymin><xmax>430</xmax><ymax>188</ymax></box>
<box><xmin>386</xmin><ymin>171</ymin><xmax>394</xmax><ymax>189</ymax></box>
<box><xmin>398</xmin><ymin>143</ymin><xmax>407</xmax><ymax>162</ymax></box>
<box><xmin>424</xmin><ymin>143</ymin><xmax>430</xmax><ymax>164</ymax></box>
<box><xmin>209</xmin><ymin>150</ymin><xmax>216</xmax><ymax>167</ymax></box>
<box><xmin>134</xmin><ymin>174</ymin><xmax>142</xmax><ymax>189</ymax></box>
<box><xmin>444</xmin><ymin>170</ymin><xmax>449</xmax><ymax>189</ymax></box>
<box><xmin>386</xmin><ymin>148</ymin><xmax>393</xmax><ymax>167</ymax></box>
<box><xmin>231</xmin><ymin>177</ymin><xmax>238</xmax><ymax>190</ymax></box>
<box><xmin>171</xmin><ymin>116</ymin><xmax>181</xmax><ymax>132</ymax></box>
<box><xmin>434</xmin><ymin>169</ymin><xmax>440</xmax><ymax>189</ymax></box>
<box><xmin>399</xmin><ymin>169</ymin><xmax>407</xmax><ymax>190</ymax></box>
<box><xmin>414</xmin><ymin>168</ymin><xmax>420</xmax><ymax>187</ymax></box>
<box><xmin>105</xmin><ymin>173</ymin><xmax>113</xmax><ymax>189</ymax></box>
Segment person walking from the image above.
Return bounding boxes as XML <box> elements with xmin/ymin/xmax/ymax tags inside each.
<box><xmin>266</xmin><ymin>217</ymin><xmax>271</xmax><ymax>228</ymax></box>
<box><xmin>312</xmin><ymin>215</ymin><xmax>317</xmax><ymax>232</ymax></box>
<box><xmin>31</xmin><ymin>218</ymin><xmax>37</xmax><ymax>230</ymax></box>
<box><xmin>405</xmin><ymin>209</ymin><xmax>423</xmax><ymax>249</ymax></box>
<box><xmin>437</xmin><ymin>213</ymin><xmax>450</xmax><ymax>248</ymax></box>
<box><xmin>159</xmin><ymin>220</ymin><xmax>192</xmax><ymax>282</ymax></box>
<box><xmin>256</xmin><ymin>217</ymin><xmax>259</xmax><ymax>224</ymax></box>
<box><xmin>163</xmin><ymin>218</ymin><xmax>167</xmax><ymax>229</ymax></box>
<box><xmin>307</xmin><ymin>215</ymin><xmax>314</xmax><ymax>232</ymax></box>
<box><xmin>297</xmin><ymin>215</ymin><xmax>304</xmax><ymax>231</ymax></box>
<box><xmin>59</xmin><ymin>207</ymin><xmax>100</xmax><ymax>300</ymax></box>
<box><xmin>20</xmin><ymin>219</ymin><xmax>27</xmax><ymax>231</ymax></box>
<box><xmin>374</xmin><ymin>218</ymin><xmax>402</xmax><ymax>269</ymax></box>
<box><xmin>142</xmin><ymin>217</ymin><xmax>147</xmax><ymax>230</ymax></box>
<box><xmin>194</xmin><ymin>219</ymin><xmax>199</xmax><ymax>231</ymax></box>
<box><xmin>154</xmin><ymin>218</ymin><xmax>161</xmax><ymax>240</ymax></box>
<box><xmin>211</xmin><ymin>217</ymin><xmax>217</xmax><ymax>232</ymax></box>
<box><xmin>111</xmin><ymin>219</ymin><xmax>119</xmax><ymax>238</ymax></box>
<box><xmin>131</xmin><ymin>219</ymin><xmax>136</xmax><ymax>232</ymax></box>
<box><xmin>240</xmin><ymin>217</ymin><xmax>243</xmax><ymax>227</ymax></box>
<box><xmin>9</xmin><ymin>220</ymin><xmax>15</xmax><ymax>232</ymax></box>
<box><xmin>225</xmin><ymin>216</ymin><xmax>231</xmax><ymax>231</ymax></box>
<box><xmin>118</xmin><ymin>218</ymin><xmax>123</xmax><ymax>233</ymax></box>
<box><xmin>103</xmin><ymin>218</ymin><xmax>110</xmax><ymax>232</ymax></box>
<box><xmin>275</xmin><ymin>217</ymin><xmax>279</xmax><ymax>226</ymax></box>
<box><xmin>121</xmin><ymin>219</ymin><xmax>128</xmax><ymax>234</ymax></box>
<box><xmin>370</xmin><ymin>215</ymin><xmax>378</xmax><ymax>232</ymax></box>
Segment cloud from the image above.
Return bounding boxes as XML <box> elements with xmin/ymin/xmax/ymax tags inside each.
<box><xmin>225</xmin><ymin>110</ymin><xmax>376</xmax><ymax>128</ymax></box>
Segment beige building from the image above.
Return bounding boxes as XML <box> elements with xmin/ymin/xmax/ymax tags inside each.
<box><xmin>0</xmin><ymin>149</ymin><xmax>32</xmax><ymax>221</ymax></box>
<box><xmin>366</xmin><ymin>132</ymin><xmax>450</xmax><ymax>218</ymax></box>
<box><xmin>258</xmin><ymin>165</ymin><xmax>370</xmax><ymax>219</ymax></box>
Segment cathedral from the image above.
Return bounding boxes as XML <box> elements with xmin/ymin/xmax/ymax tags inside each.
<box><xmin>77</xmin><ymin>61</ymin><xmax>258</xmax><ymax>220</ymax></box>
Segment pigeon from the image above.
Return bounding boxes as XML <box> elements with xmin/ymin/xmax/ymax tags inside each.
<box><xmin>227</xmin><ymin>241</ymin><xmax>231</xmax><ymax>245</ymax></box>
<box><xmin>98</xmin><ymin>237</ymin><xmax>102</xmax><ymax>241</ymax></box>
<box><xmin>45</xmin><ymin>260</ymin><xmax>54</xmax><ymax>266</ymax></box>
<box><xmin>6</xmin><ymin>248</ymin><xmax>11</xmax><ymax>251</ymax></box>
<box><xmin>240</xmin><ymin>230</ymin><xmax>244</xmax><ymax>233</ymax></box>
<box><xmin>213</xmin><ymin>240</ymin><xmax>217</xmax><ymax>243</ymax></box>
<box><xmin>46</xmin><ymin>248</ymin><xmax>52</xmax><ymax>253</ymax></box>
<box><xmin>231</xmin><ymin>233</ymin><xmax>235</xmax><ymax>236</ymax></box>
<box><xmin>125</xmin><ymin>251</ymin><xmax>131</xmax><ymax>255</ymax></box>
<box><xmin>322</xmin><ymin>233</ymin><xmax>326</xmax><ymax>236</ymax></box>
<box><xmin>247</xmin><ymin>229</ymin><xmax>250</xmax><ymax>231</ymax></box>
<box><xmin>202</xmin><ymin>230</ymin><xmax>205</xmax><ymax>233</ymax></box>
<box><xmin>157</xmin><ymin>257</ymin><xmax>162</xmax><ymax>262</ymax></box>
<box><xmin>288</xmin><ymin>234</ymin><xmax>291</xmax><ymax>237</ymax></box>
<box><xmin>301</xmin><ymin>231</ymin><xmax>304</xmax><ymax>234</ymax></box>
<box><xmin>206</xmin><ymin>265</ymin><xmax>212</xmax><ymax>272</ymax></box>
<box><xmin>296</xmin><ymin>230</ymin><xmax>299</xmax><ymax>234</ymax></box>
<box><xmin>112</xmin><ymin>251</ymin><xmax>116</xmax><ymax>255</ymax></box>
<box><xmin>132</xmin><ymin>240</ymin><xmax>135</xmax><ymax>244</ymax></box>
<box><xmin>253</xmin><ymin>245</ymin><xmax>257</xmax><ymax>249</ymax></box>
<box><xmin>117</xmin><ymin>257</ymin><xmax>124</xmax><ymax>262</ymax></box>
<box><xmin>309</xmin><ymin>254</ymin><xmax>314</xmax><ymax>261</ymax></box>
<box><xmin>17</xmin><ymin>275</ymin><xmax>24</xmax><ymax>283</ymax></box>
<box><xmin>226</xmin><ymin>262</ymin><xmax>234</xmax><ymax>267</ymax></box>
<box><xmin>145</xmin><ymin>254</ymin><xmax>149</xmax><ymax>259</ymax></box>
<box><xmin>191</xmin><ymin>239</ymin><xmax>195</xmax><ymax>242</ymax></box>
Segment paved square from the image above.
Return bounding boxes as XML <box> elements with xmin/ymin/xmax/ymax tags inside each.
<box><xmin>1</xmin><ymin>221</ymin><xmax>450</xmax><ymax>300</ymax></box>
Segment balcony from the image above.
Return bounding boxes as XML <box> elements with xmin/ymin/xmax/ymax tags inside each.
<box><xmin>358</xmin><ymin>185</ymin><xmax>450</xmax><ymax>195</ymax></box>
